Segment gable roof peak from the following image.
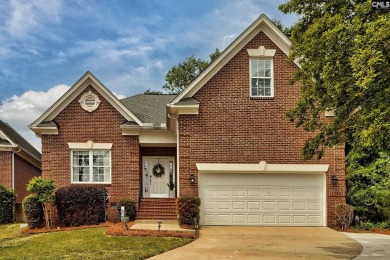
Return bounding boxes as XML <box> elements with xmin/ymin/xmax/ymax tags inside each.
<box><xmin>170</xmin><ymin>14</ymin><xmax>294</xmax><ymax>104</ymax></box>
<box><xmin>30</xmin><ymin>71</ymin><xmax>143</xmax><ymax>128</ymax></box>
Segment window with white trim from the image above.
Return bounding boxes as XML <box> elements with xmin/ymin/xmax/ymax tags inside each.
<box><xmin>250</xmin><ymin>58</ymin><xmax>273</xmax><ymax>97</ymax></box>
<box><xmin>71</xmin><ymin>150</ymin><xmax>111</xmax><ymax>183</ymax></box>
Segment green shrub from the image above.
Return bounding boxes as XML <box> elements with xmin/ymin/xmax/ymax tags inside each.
<box><xmin>355</xmin><ymin>221</ymin><xmax>375</xmax><ymax>230</ymax></box>
<box><xmin>55</xmin><ymin>186</ymin><xmax>108</xmax><ymax>227</ymax></box>
<box><xmin>23</xmin><ymin>194</ymin><xmax>44</xmax><ymax>228</ymax></box>
<box><xmin>116</xmin><ymin>198</ymin><xmax>137</xmax><ymax>221</ymax></box>
<box><xmin>177</xmin><ymin>196</ymin><xmax>201</xmax><ymax>225</ymax></box>
<box><xmin>347</xmin><ymin>151</ymin><xmax>390</xmax><ymax>223</ymax></box>
<box><xmin>0</xmin><ymin>184</ymin><xmax>16</xmax><ymax>224</ymax></box>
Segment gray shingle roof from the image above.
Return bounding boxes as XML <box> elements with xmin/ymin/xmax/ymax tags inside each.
<box><xmin>0</xmin><ymin>120</ymin><xmax>41</xmax><ymax>162</ymax></box>
<box><xmin>175</xmin><ymin>97</ymin><xmax>199</xmax><ymax>105</ymax></box>
<box><xmin>120</xmin><ymin>94</ymin><xmax>176</xmax><ymax>126</ymax></box>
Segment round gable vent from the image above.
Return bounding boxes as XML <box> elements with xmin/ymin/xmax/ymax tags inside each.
<box><xmin>79</xmin><ymin>91</ymin><xmax>101</xmax><ymax>112</ymax></box>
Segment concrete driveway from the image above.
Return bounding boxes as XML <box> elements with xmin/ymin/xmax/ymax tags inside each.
<box><xmin>149</xmin><ymin>226</ymin><xmax>361</xmax><ymax>259</ymax></box>
<box><xmin>343</xmin><ymin>232</ymin><xmax>390</xmax><ymax>259</ymax></box>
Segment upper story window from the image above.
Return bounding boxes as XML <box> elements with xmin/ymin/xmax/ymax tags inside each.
<box><xmin>78</xmin><ymin>90</ymin><xmax>101</xmax><ymax>112</ymax></box>
<box><xmin>250</xmin><ymin>59</ymin><xmax>273</xmax><ymax>97</ymax></box>
<box><xmin>247</xmin><ymin>46</ymin><xmax>276</xmax><ymax>98</ymax></box>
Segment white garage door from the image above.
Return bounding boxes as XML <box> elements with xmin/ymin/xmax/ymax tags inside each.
<box><xmin>199</xmin><ymin>173</ymin><xmax>325</xmax><ymax>226</ymax></box>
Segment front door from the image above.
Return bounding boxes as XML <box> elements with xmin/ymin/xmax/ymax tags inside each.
<box><xmin>142</xmin><ymin>157</ymin><xmax>175</xmax><ymax>198</ymax></box>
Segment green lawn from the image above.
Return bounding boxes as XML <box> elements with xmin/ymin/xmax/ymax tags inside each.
<box><xmin>0</xmin><ymin>224</ymin><xmax>192</xmax><ymax>259</ymax></box>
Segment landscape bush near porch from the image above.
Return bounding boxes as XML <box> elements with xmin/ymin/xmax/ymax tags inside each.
<box><xmin>177</xmin><ymin>196</ymin><xmax>201</xmax><ymax>225</ymax></box>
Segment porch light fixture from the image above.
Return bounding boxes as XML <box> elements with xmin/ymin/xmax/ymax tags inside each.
<box><xmin>157</xmin><ymin>221</ymin><xmax>162</xmax><ymax>231</ymax></box>
<box><xmin>331</xmin><ymin>175</ymin><xmax>338</xmax><ymax>186</ymax></box>
<box><xmin>189</xmin><ymin>174</ymin><xmax>195</xmax><ymax>184</ymax></box>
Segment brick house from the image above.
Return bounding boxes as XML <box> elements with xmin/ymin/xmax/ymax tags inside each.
<box><xmin>30</xmin><ymin>15</ymin><xmax>345</xmax><ymax>226</ymax></box>
<box><xmin>0</xmin><ymin>120</ymin><xmax>41</xmax><ymax>222</ymax></box>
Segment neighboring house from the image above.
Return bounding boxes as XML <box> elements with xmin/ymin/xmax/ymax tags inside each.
<box><xmin>30</xmin><ymin>15</ymin><xmax>345</xmax><ymax>227</ymax></box>
<box><xmin>0</xmin><ymin>120</ymin><xmax>41</xmax><ymax>222</ymax></box>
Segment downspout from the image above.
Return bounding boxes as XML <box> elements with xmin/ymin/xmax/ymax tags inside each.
<box><xmin>11</xmin><ymin>147</ymin><xmax>21</xmax><ymax>190</ymax></box>
<box><xmin>11</xmin><ymin>151</ymin><xmax>15</xmax><ymax>190</ymax></box>
<box><xmin>167</xmin><ymin>113</ymin><xmax>179</xmax><ymax>197</ymax></box>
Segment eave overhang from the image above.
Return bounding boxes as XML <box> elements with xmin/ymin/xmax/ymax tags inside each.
<box><xmin>167</xmin><ymin>104</ymin><xmax>199</xmax><ymax>116</ymax></box>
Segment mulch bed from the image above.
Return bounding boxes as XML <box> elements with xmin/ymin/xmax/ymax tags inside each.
<box><xmin>21</xmin><ymin>221</ymin><xmax>197</xmax><ymax>239</ymax></box>
<box><xmin>106</xmin><ymin>222</ymin><xmax>197</xmax><ymax>239</ymax></box>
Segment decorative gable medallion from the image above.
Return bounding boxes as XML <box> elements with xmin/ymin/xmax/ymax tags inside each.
<box><xmin>78</xmin><ymin>90</ymin><xmax>101</xmax><ymax>112</ymax></box>
<box><xmin>247</xmin><ymin>46</ymin><xmax>276</xmax><ymax>57</ymax></box>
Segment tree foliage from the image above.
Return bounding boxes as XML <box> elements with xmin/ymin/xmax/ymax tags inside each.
<box><xmin>144</xmin><ymin>89</ymin><xmax>163</xmax><ymax>95</ymax></box>
<box><xmin>163</xmin><ymin>48</ymin><xmax>221</xmax><ymax>94</ymax></box>
<box><xmin>346</xmin><ymin>151</ymin><xmax>390</xmax><ymax>223</ymax></box>
<box><xmin>27</xmin><ymin>177</ymin><xmax>56</xmax><ymax>228</ymax></box>
<box><xmin>271</xmin><ymin>18</ymin><xmax>292</xmax><ymax>37</ymax></box>
<box><xmin>279</xmin><ymin>1</ymin><xmax>390</xmax><ymax>159</ymax></box>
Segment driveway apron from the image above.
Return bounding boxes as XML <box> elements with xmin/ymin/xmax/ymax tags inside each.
<box><xmin>149</xmin><ymin>226</ymin><xmax>361</xmax><ymax>259</ymax></box>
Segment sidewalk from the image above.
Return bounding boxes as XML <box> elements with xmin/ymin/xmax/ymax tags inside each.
<box><xmin>343</xmin><ymin>232</ymin><xmax>390</xmax><ymax>259</ymax></box>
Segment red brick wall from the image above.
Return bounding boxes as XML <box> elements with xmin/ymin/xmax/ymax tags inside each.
<box><xmin>178</xmin><ymin>32</ymin><xmax>346</xmax><ymax>226</ymax></box>
<box><xmin>0</xmin><ymin>151</ymin><xmax>12</xmax><ymax>188</ymax></box>
<box><xmin>14</xmin><ymin>154</ymin><xmax>41</xmax><ymax>203</ymax></box>
<box><xmin>41</xmin><ymin>85</ymin><xmax>140</xmax><ymax>207</ymax></box>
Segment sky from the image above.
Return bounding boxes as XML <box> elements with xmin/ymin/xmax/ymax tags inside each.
<box><xmin>0</xmin><ymin>0</ymin><xmax>297</xmax><ymax>151</ymax></box>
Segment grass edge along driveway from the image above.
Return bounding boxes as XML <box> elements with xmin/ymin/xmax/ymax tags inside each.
<box><xmin>0</xmin><ymin>224</ymin><xmax>193</xmax><ymax>260</ymax></box>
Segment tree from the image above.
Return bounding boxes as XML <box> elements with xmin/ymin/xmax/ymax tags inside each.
<box><xmin>279</xmin><ymin>1</ymin><xmax>390</xmax><ymax>160</ymax></box>
<box><xmin>271</xmin><ymin>18</ymin><xmax>291</xmax><ymax>37</ymax></box>
<box><xmin>27</xmin><ymin>177</ymin><xmax>56</xmax><ymax>229</ymax></box>
<box><xmin>163</xmin><ymin>48</ymin><xmax>221</xmax><ymax>94</ymax></box>
<box><xmin>144</xmin><ymin>89</ymin><xmax>163</xmax><ymax>95</ymax></box>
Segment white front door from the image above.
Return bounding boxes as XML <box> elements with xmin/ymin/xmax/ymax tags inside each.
<box><xmin>142</xmin><ymin>157</ymin><xmax>175</xmax><ymax>198</ymax></box>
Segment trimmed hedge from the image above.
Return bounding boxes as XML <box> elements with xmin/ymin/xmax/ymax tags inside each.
<box><xmin>116</xmin><ymin>198</ymin><xmax>137</xmax><ymax>221</ymax></box>
<box><xmin>55</xmin><ymin>186</ymin><xmax>108</xmax><ymax>227</ymax></box>
<box><xmin>177</xmin><ymin>196</ymin><xmax>201</xmax><ymax>225</ymax></box>
<box><xmin>0</xmin><ymin>184</ymin><xmax>16</xmax><ymax>224</ymax></box>
<box><xmin>23</xmin><ymin>194</ymin><xmax>44</xmax><ymax>228</ymax></box>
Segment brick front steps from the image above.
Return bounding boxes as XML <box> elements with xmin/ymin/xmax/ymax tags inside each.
<box><xmin>137</xmin><ymin>198</ymin><xmax>177</xmax><ymax>220</ymax></box>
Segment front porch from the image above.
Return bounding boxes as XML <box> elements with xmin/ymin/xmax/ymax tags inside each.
<box><xmin>138</xmin><ymin>147</ymin><xmax>177</xmax><ymax>220</ymax></box>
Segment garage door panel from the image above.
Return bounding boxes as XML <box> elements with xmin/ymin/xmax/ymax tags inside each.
<box><xmin>232</xmin><ymin>215</ymin><xmax>246</xmax><ymax>224</ymax></box>
<box><xmin>200</xmin><ymin>173</ymin><xmax>324</xmax><ymax>226</ymax></box>
<box><xmin>277</xmin><ymin>188</ymin><xmax>291</xmax><ymax>197</ymax></box>
<box><xmin>232</xmin><ymin>201</ymin><xmax>246</xmax><ymax>210</ymax></box>
<box><xmin>278</xmin><ymin>201</ymin><xmax>291</xmax><ymax>210</ymax></box>
<box><xmin>232</xmin><ymin>187</ymin><xmax>246</xmax><ymax>196</ymax></box>
<box><xmin>293</xmin><ymin>201</ymin><xmax>306</xmax><ymax>210</ymax></box>
<box><xmin>248</xmin><ymin>214</ymin><xmax>261</xmax><ymax>223</ymax></box>
<box><xmin>262</xmin><ymin>188</ymin><xmax>276</xmax><ymax>197</ymax></box>
<box><xmin>248</xmin><ymin>188</ymin><xmax>261</xmax><ymax>196</ymax></box>
<box><xmin>248</xmin><ymin>201</ymin><xmax>261</xmax><ymax>209</ymax></box>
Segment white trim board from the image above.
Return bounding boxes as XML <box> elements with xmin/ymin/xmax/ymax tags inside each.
<box><xmin>196</xmin><ymin>162</ymin><xmax>329</xmax><ymax>174</ymax></box>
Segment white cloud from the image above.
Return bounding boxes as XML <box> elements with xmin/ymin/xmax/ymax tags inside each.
<box><xmin>6</xmin><ymin>0</ymin><xmax>63</xmax><ymax>38</ymax></box>
<box><xmin>0</xmin><ymin>84</ymin><xmax>69</xmax><ymax>151</ymax></box>
<box><xmin>223</xmin><ymin>34</ymin><xmax>236</xmax><ymax>43</ymax></box>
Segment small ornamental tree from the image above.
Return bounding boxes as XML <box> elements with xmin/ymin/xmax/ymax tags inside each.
<box><xmin>26</xmin><ymin>177</ymin><xmax>56</xmax><ymax>229</ymax></box>
<box><xmin>0</xmin><ymin>184</ymin><xmax>16</xmax><ymax>224</ymax></box>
